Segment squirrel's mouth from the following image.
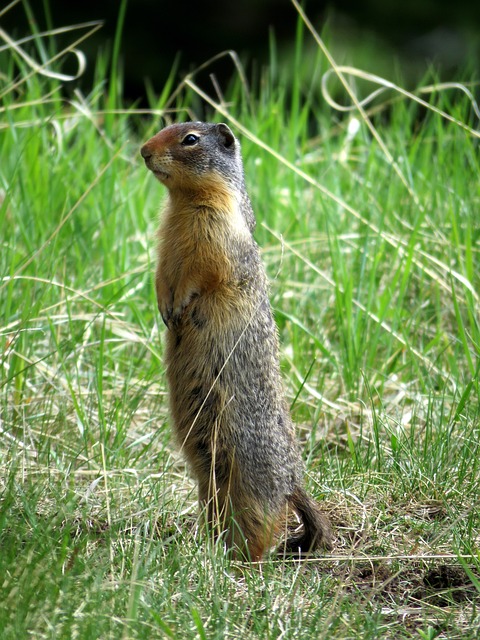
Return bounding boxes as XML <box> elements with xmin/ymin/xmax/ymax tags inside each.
<box><xmin>152</xmin><ymin>168</ymin><xmax>170</xmax><ymax>182</ymax></box>
<box><xmin>142</xmin><ymin>156</ymin><xmax>170</xmax><ymax>182</ymax></box>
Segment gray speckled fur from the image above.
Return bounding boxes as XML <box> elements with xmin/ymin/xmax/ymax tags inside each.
<box><xmin>166</xmin><ymin>230</ymin><xmax>302</xmax><ymax>501</ymax></box>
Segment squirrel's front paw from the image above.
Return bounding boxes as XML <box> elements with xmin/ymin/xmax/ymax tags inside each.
<box><xmin>158</xmin><ymin>300</ymin><xmax>173</xmax><ymax>328</ymax></box>
<box><xmin>171</xmin><ymin>289</ymin><xmax>200</xmax><ymax>324</ymax></box>
<box><xmin>156</xmin><ymin>284</ymin><xmax>174</xmax><ymax>329</ymax></box>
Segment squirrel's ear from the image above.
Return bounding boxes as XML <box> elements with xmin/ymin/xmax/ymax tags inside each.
<box><xmin>216</xmin><ymin>123</ymin><xmax>235</xmax><ymax>149</ymax></box>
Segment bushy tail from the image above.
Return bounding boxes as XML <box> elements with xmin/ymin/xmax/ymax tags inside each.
<box><xmin>283</xmin><ymin>485</ymin><xmax>333</xmax><ymax>554</ymax></box>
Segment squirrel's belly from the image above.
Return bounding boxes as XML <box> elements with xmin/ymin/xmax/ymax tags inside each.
<box><xmin>163</xmin><ymin>311</ymin><xmax>300</xmax><ymax>501</ymax></box>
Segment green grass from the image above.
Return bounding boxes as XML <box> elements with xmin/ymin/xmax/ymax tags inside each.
<box><xmin>1</xmin><ymin>3</ymin><xmax>480</xmax><ymax>639</ymax></box>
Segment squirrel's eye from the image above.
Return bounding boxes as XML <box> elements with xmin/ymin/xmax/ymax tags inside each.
<box><xmin>182</xmin><ymin>134</ymin><xmax>199</xmax><ymax>146</ymax></box>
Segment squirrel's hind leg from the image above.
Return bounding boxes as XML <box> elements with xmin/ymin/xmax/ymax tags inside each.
<box><xmin>198</xmin><ymin>481</ymin><xmax>275</xmax><ymax>561</ymax></box>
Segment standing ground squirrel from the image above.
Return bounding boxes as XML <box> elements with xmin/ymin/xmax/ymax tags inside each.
<box><xmin>141</xmin><ymin>121</ymin><xmax>332</xmax><ymax>560</ymax></box>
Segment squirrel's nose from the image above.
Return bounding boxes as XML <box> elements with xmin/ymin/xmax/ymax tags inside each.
<box><xmin>140</xmin><ymin>145</ymin><xmax>152</xmax><ymax>159</ymax></box>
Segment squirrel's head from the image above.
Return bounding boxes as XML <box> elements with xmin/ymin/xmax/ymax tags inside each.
<box><xmin>140</xmin><ymin>122</ymin><xmax>244</xmax><ymax>193</ymax></box>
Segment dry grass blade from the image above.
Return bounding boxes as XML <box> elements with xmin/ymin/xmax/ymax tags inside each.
<box><xmin>321</xmin><ymin>66</ymin><xmax>480</xmax><ymax>138</ymax></box>
<box><xmin>0</xmin><ymin>21</ymin><xmax>103</xmax><ymax>100</ymax></box>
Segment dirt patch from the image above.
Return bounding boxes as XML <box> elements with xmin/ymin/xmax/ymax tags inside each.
<box><xmin>339</xmin><ymin>560</ymin><xmax>479</xmax><ymax>607</ymax></box>
<box><xmin>423</xmin><ymin>564</ymin><xmax>478</xmax><ymax>605</ymax></box>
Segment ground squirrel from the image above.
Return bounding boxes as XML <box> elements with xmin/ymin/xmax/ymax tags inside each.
<box><xmin>141</xmin><ymin>121</ymin><xmax>332</xmax><ymax>560</ymax></box>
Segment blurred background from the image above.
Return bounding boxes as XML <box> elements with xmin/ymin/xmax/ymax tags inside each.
<box><xmin>2</xmin><ymin>0</ymin><xmax>480</xmax><ymax>102</ymax></box>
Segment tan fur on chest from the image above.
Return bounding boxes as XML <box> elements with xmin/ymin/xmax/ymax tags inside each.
<box><xmin>155</xmin><ymin>177</ymin><xmax>248</xmax><ymax>324</ymax></box>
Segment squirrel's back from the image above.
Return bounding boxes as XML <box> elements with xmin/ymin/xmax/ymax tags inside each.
<box><xmin>141</xmin><ymin>122</ymin><xmax>332</xmax><ymax>559</ymax></box>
